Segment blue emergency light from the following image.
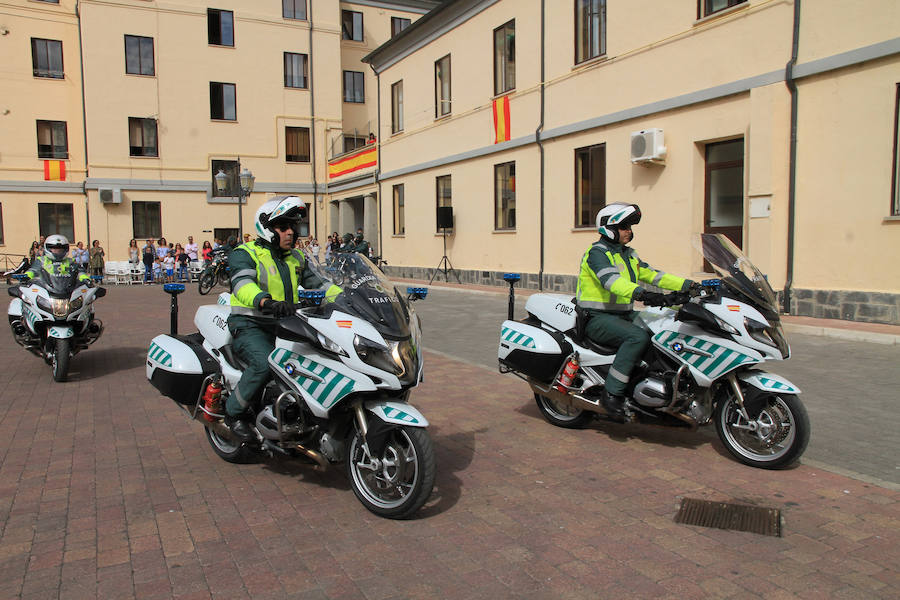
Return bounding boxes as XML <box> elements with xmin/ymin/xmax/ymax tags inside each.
<box><xmin>701</xmin><ymin>279</ymin><xmax>721</xmax><ymax>289</ymax></box>
<box><xmin>406</xmin><ymin>287</ymin><xmax>428</xmax><ymax>299</ymax></box>
<box><xmin>163</xmin><ymin>283</ymin><xmax>186</xmax><ymax>294</ymax></box>
<box><xmin>300</xmin><ymin>289</ymin><xmax>326</xmax><ymax>305</ymax></box>
<box><xmin>503</xmin><ymin>273</ymin><xmax>521</xmax><ymax>282</ymax></box>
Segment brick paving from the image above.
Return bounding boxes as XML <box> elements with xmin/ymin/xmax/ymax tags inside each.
<box><xmin>0</xmin><ymin>284</ymin><xmax>897</xmax><ymax>599</ymax></box>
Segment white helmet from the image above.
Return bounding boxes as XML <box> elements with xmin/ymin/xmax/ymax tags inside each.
<box><xmin>44</xmin><ymin>234</ymin><xmax>70</xmax><ymax>261</ymax></box>
<box><xmin>596</xmin><ymin>203</ymin><xmax>642</xmax><ymax>243</ymax></box>
<box><xmin>254</xmin><ymin>196</ymin><xmax>306</xmax><ymax>243</ymax></box>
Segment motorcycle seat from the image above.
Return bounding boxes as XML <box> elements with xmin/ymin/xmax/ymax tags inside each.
<box><xmin>582</xmin><ymin>338</ymin><xmax>619</xmax><ymax>356</ymax></box>
<box><xmin>572</xmin><ymin>306</ymin><xmax>618</xmax><ymax>355</ymax></box>
<box><xmin>219</xmin><ymin>344</ymin><xmax>248</xmax><ymax>371</ymax></box>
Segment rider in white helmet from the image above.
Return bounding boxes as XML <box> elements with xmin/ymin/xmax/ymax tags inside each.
<box><xmin>25</xmin><ymin>234</ymin><xmax>92</xmax><ymax>285</ymax></box>
<box><xmin>575</xmin><ymin>203</ymin><xmax>697</xmax><ymax>421</ymax></box>
<box><xmin>224</xmin><ymin>196</ymin><xmax>331</xmax><ymax>440</ymax></box>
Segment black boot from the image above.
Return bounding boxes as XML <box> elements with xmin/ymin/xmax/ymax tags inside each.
<box><xmin>225</xmin><ymin>414</ymin><xmax>255</xmax><ymax>442</ymax></box>
<box><xmin>601</xmin><ymin>391</ymin><xmax>627</xmax><ymax>423</ymax></box>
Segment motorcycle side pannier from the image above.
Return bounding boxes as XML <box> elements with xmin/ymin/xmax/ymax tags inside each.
<box><xmin>147</xmin><ymin>333</ymin><xmax>219</xmax><ymax>405</ymax></box>
<box><xmin>499</xmin><ymin>319</ymin><xmax>573</xmax><ymax>383</ymax></box>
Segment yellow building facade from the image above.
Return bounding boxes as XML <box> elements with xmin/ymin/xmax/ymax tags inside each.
<box><xmin>364</xmin><ymin>0</ymin><xmax>900</xmax><ymax>324</ymax></box>
<box><xmin>0</xmin><ymin>0</ymin><xmax>434</xmax><ymax>264</ymax></box>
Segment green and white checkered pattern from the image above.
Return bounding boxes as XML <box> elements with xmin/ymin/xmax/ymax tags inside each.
<box><xmin>654</xmin><ymin>331</ymin><xmax>756</xmax><ymax>378</ymax></box>
<box><xmin>501</xmin><ymin>326</ymin><xmax>536</xmax><ymax>349</ymax></box>
<box><xmin>271</xmin><ymin>348</ymin><xmax>355</xmax><ymax>409</ymax></box>
<box><xmin>757</xmin><ymin>376</ymin><xmax>796</xmax><ymax>392</ymax></box>
<box><xmin>23</xmin><ymin>305</ymin><xmax>39</xmax><ymax>330</ymax></box>
<box><xmin>148</xmin><ymin>341</ymin><xmax>173</xmax><ymax>367</ymax></box>
<box><xmin>377</xmin><ymin>405</ymin><xmax>420</xmax><ymax>424</ymax></box>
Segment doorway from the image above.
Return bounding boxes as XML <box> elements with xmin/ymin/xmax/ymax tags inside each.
<box><xmin>704</xmin><ymin>138</ymin><xmax>744</xmax><ymax>249</ymax></box>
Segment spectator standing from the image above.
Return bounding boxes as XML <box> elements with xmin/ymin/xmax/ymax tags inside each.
<box><xmin>73</xmin><ymin>241</ymin><xmax>89</xmax><ymax>270</ymax></box>
<box><xmin>185</xmin><ymin>236</ymin><xmax>198</xmax><ymax>261</ymax></box>
<box><xmin>163</xmin><ymin>250</ymin><xmax>175</xmax><ymax>283</ymax></box>
<box><xmin>156</xmin><ymin>238</ymin><xmax>169</xmax><ymax>262</ymax></box>
<box><xmin>127</xmin><ymin>239</ymin><xmax>140</xmax><ymax>265</ymax></box>
<box><xmin>142</xmin><ymin>239</ymin><xmax>156</xmax><ymax>283</ymax></box>
<box><xmin>175</xmin><ymin>243</ymin><xmax>190</xmax><ymax>281</ymax></box>
<box><xmin>309</xmin><ymin>238</ymin><xmax>320</xmax><ymax>260</ymax></box>
<box><xmin>212</xmin><ymin>238</ymin><xmax>221</xmax><ymax>250</ymax></box>
<box><xmin>28</xmin><ymin>241</ymin><xmax>41</xmax><ymax>263</ymax></box>
<box><xmin>201</xmin><ymin>241</ymin><xmax>213</xmax><ymax>265</ymax></box>
<box><xmin>37</xmin><ymin>236</ymin><xmax>46</xmax><ymax>257</ymax></box>
<box><xmin>89</xmin><ymin>240</ymin><xmax>105</xmax><ymax>278</ymax></box>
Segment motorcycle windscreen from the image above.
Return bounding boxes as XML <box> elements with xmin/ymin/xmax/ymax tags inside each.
<box><xmin>694</xmin><ymin>234</ymin><xmax>779</xmax><ymax>319</ymax></box>
<box><xmin>33</xmin><ymin>270</ymin><xmax>81</xmax><ymax>299</ymax></box>
<box><xmin>305</xmin><ymin>253</ymin><xmax>411</xmax><ymax>340</ymax></box>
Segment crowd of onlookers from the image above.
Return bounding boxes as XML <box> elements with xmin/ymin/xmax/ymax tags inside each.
<box><xmin>27</xmin><ymin>227</ymin><xmax>374</xmax><ymax>284</ymax></box>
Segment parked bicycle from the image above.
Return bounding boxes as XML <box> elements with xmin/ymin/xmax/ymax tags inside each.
<box><xmin>198</xmin><ymin>248</ymin><xmax>229</xmax><ymax>295</ymax></box>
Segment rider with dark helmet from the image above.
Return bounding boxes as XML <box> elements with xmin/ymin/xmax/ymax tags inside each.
<box><xmin>25</xmin><ymin>234</ymin><xmax>92</xmax><ymax>285</ymax></box>
<box><xmin>225</xmin><ymin>196</ymin><xmax>337</xmax><ymax>440</ymax></box>
<box><xmin>576</xmin><ymin>203</ymin><xmax>696</xmax><ymax>422</ymax></box>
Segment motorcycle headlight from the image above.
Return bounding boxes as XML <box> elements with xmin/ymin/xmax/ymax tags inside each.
<box><xmin>36</xmin><ymin>296</ymin><xmax>53</xmax><ymax>313</ymax></box>
<box><xmin>353</xmin><ymin>335</ymin><xmax>416</xmax><ymax>379</ymax></box>
<box><xmin>317</xmin><ymin>333</ymin><xmax>347</xmax><ymax>356</ymax></box>
<box><xmin>50</xmin><ymin>299</ymin><xmax>69</xmax><ymax>318</ymax></box>
<box><xmin>69</xmin><ymin>297</ymin><xmax>83</xmax><ymax>312</ymax></box>
<box><xmin>714</xmin><ymin>315</ymin><xmax>739</xmax><ymax>335</ymax></box>
<box><xmin>744</xmin><ymin>317</ymin><xmax>775</xmax><ymax>346</ymax></box>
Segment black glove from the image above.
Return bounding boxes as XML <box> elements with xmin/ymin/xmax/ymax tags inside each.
<box><xmin>686</xmin><ymin>280</ymin><xmax>702</xmax><ymax>296</ymax></box>
<box><xmin>665</xmin><ymin>292</ymin><xmax>691</xmax><ymax>306</ymax></box>
<box><xmin>639</xmin><ymin>291</ymin><xmax>669</xmax><ymax>307</ymax></box>
<box><xmin>265</xmin><ymin>300</ymin><xmax>294</xmax><ymax>318</ymax></box>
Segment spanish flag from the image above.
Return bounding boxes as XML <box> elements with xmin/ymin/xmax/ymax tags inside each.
<box><xmin>493</xmin><ymin>95</ymin><xmax>510</xmax><ymax>144</ymax></box>
<box><xmin>43</xmin><ymin>160</ymin><xmax>66</xmax><ymax>181</ymax></box>
<box><xmin>328</xmin><ymin>146</ymin><xmax>377</xmax><ymax>179</ymax></box>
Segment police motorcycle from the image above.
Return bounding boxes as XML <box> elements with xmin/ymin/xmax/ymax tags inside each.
<box><xmin>7</xmin><ymin>241</ymin><xmax>106</xmax><ymax>382</ymax></box>
<box><xmin>498</xmin><ymin>233</ymin><xmax>809</xmax><ymax>469</ymax></box>
<box><xmin>146</xmin><ymin>252</ymin><xmax>435</xmax><ymax>519</ymax></box>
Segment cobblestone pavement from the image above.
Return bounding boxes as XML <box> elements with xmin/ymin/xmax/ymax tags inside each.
<box><xmin>0</xmin><ymin>284</ymin><xmax>897</xmax><ymax>599</ymax></box>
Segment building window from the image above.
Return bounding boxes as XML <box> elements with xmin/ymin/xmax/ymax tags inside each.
<box><xmin>435</xmin><ymin>54</ymin><xmax>451</xmax><ymax>118</ymax></box>
<box><xmin>284</xmin><ymin>52</ymin><xmax>308</xmax><ymax>88</ymax></box>
<box><xmin>129</xmin><ymin>117</ymin><xmax>158</xmax><ymax>157</ymax></box>
<box><xmin>494</xmin><ymin>162</ymin><xmax>516</xmax><ymax>230</ymax></box>
<box><xmin>494</xmin><ymin>20</ymin><xmax>515</xmax><ymax>96</ymax></box>
<box><xmin>391</xmin><ymin>17</ymin><xmax>410</xmax><ymax>37</ymax></box>
<box><xmin>436</xmin><ymin>175</ymin><xmax>452</xmax><ymax>232</ymax></box>
<box><xmin>286</xmin><ymin>126</ymin><xmax>310</xmax><ymax>162</ymax></box>
<box><xmin>210</xmin><ymin>82</ymin><xmax>236</xmax><ymax>120</ymax></box>
<box><xmin>391</xmin><ymin>80</ymin><xmax>403</xmax><ymax>134</ymax></box>
<box><xmin>133</xmin><ymin>201</ymin><xmax>162</xmax><ymax>239</ymax></box>
<box><xmin>0</xmin><ymin>204</ymin><xmax>4</xmax><ymax>245</ymax></box>
<box><xmin>34</xmin><ymin>0</ymin><xmax>60</xmax><ymax>3</ymax></box>
<box><xmin>38</xmin><ymin>203</ymin><xmax>74</xmax><ymax>241</ymax></box>
<box><xmin>208</xmin><ymin>8</ymin><xmax>234</xmax><ymax>47</ymax></box>
<box><xmin>698</xmin><ymin>0</ymin><xmax>747</xmax><ymax>18</ymax></box>
<box><xmin>124</xmin><ymin>35</ymin><xmax>154</xmax><ymax>75</ymax></box>
<box><xmin>393</xmin><ymin>184</ymin><xmax>405</xmax><ymax>235</ymax></box>
<box><xmin>343</xmin><ymin>71</ymin><xmax>364</xmax><ymax>103</ymax></box>
<box><xmin>31</xmin><ymin>38</ymin><xmax>63</xmax><ymax>79</ymax></box>
<box><xmin>282</xmin><ymin>0</ymin><xmax>306</xmax><ymax>20</ymax></box>
<box><xmin>705</xmin><ymin>138</ymin><xmax>745</xmax><ymax>249</ymax></box>
<box><xmin>575</xmin><ymin>143</ymin><xmax>606</xmax><ymax>227</ymax></box>
<box><xmin>211</xmin><ymin>160</ymin><xmax>238</xmax><ymax>197</ymax></box>
<box><xmin>893</xmin><ymin>84</ymin><xmax>900</xmax><ymax>216</ymax></box>
<box><xmin>343</xmin><ymin>135</ymin><xmax>366</xmax><ymax>154</ymax></box>
<box><xmin>36</xmin><ymin>120</ymin><xmax>68</xmax><ymax>159</ymax></box>
<box><xmin>341</xmin><ymin>10</ymin><xmax>363</xmax><ymax>41</ymax></box>
<box><xmin>575</xmin><ymin>0</ymin><xmax>606</xmax><ymax>64</ymax></box>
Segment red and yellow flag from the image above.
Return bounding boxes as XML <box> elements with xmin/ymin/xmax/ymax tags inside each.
<box><xmin>328</xmin><ymin>146</ymin><xmax>376</xmax><ymax>179</ymax></box>
<box><xmin>493</xmin><ymin>95</ymin><xmax>511</xmax><ymax>144</ymax></box>
<box><xmin>43</xmin><ymin>160</ymin><xmax>66</xmax><ymax>181</ymax></box>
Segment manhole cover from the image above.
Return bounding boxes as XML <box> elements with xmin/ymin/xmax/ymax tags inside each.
<box><xmin>674</xmin><ymin>498</ymin><xmax>782</xmax><ymax>537</ymax></box>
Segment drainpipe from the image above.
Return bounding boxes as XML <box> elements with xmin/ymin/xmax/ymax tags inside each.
<box><xmin>535</xmin><ymin>0</ymin><xmax>546</xmax><ymax>291</ymax></box>
<box><xmin>308</xmin><ymin>3</ymin><xmax>319</xmax><ymax>240</ymax></box>
<box><xmin>371</xmin><ymin>64</ymin><xmax>383</xmax><ymax>258</ymax></box>
<box><xmin>782</xmin><ymin>0</ymin><xmax>801</xmax><ymax>314</ymax></box>
<box><xmin>76</xmin><ymin>1</ymin><xmax>91</xmax><ymax>244</ymax></box>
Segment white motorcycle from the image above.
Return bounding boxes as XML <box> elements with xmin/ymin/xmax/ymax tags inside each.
<box><xmin>147</xmin><ymin>253</ymin><xmax>435</xmax><ymax>519</ymax></box>
<box><xmin>7</xmin><ymin>271</ymin><xmax>106</xmax><ymax>382</ymax></box>
<box><xmin>499</xmin><ymin>233</ymin><xmax>810</xmax><ymax>469</ymax></box>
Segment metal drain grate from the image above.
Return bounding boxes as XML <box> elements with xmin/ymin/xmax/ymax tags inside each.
<box><xmin>674</xmin><ymin>498</ymin><xmax>782</xmax><ymax>537</ymax></box>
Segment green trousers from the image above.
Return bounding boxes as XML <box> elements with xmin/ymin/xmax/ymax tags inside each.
<box><xmin>226</xmin><ymin>316</ymin><xmax>275</xmax><ymax>416</ymax></box>
<box><xmin>584</xmin><ymin>310</ymin><xmax>649</xmax><ymax>396</ymax></box>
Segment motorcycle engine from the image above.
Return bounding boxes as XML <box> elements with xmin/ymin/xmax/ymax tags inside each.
<box><xmin>255</xmin><ymin>396</ymin><xmax>304</xmax><ymax>440</ymax></box>
<box><xmin>632</xmin><ymin>377</ymin><xmax>669</xmax><ymax>407</ymax></box>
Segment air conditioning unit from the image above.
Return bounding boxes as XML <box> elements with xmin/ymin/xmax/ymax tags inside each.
<box><xmin>630</xmin><ymin>128</ymin><xmax>667</xmax><ymax>164</ymax></box>
<box><xmin>99</xmin><ymin>188</ymin><xmax>122</xmax><ymax>204</ymax></box>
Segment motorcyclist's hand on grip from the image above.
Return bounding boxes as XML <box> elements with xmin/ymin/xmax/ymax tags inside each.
<box><xmin>665</xmin><ymin>292</ymin><xmax>690</xmax><ymax>306</ymax></box>
<box><xmin>265</xmin><ymin>300</ymin><xmax>294</xmax><ymax>318</ymax></box>
<box><xmin>687</xmin><ymin>280</ymin><xmax>703</xmax><ymax>296</ymax></box>
<box><xmin>639</xmin><ymin>291</ymin><xmax>668</xmax><ymax>307</ymax></box>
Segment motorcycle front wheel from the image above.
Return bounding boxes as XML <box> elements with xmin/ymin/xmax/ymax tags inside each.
<box><xmin>51</xmin><ymin>338</ymin><xmax>70</xmax><ymax>382</ymax></box>
<box><xmin>534</xmin><ymin>392</ymin><xmax>592</xmax><ymax>428</ymax></box>
<box><xmin>198</xmin><ymin>270</ymin><xmax>215</xmax><ymax>295</ymax></box>
<box><xmin>346</xmin><ymin>426</ymin><xmax>435</xmax><ymax>519</ymax></box>
<box><xmin>715</xmin><ymin>390</ymin><xmax>810</xmax><ymax>469</ymax></box>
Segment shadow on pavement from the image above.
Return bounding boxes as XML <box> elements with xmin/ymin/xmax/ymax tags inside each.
<box><xmin>66</xmin><ymin>345</ymin><xmax>149</xmax><ymax>380</ymax></box>
<box><xmin>261</xmin><ymin>455</ymin><xmax>351</xmax><ymax>491</ymax></box>
<box><xmin>415</xmin><ymin>426</ymin><xmax>479</xmax><ymax>519</ymax></box>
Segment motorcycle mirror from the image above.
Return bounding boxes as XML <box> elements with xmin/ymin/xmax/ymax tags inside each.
<box><xmin>94</xmin><ymin>287</ymin><xmax>107</xmax><ymax>298</ymax></box>
<box><xmin>7</xmin><ymin>286</ymin><xmax>20</xmax><ymax>298</ymax></box>
<box><xmin>406</xmin><ymin>287</ymin><xmax>428</xmax><ymax>301</ymax></box>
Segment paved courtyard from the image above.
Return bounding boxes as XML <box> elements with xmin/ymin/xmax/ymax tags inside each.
<box><xmin>0</xmin><ymin>283</ymin><xmax>897</xmax><ymax>599</ymax></box>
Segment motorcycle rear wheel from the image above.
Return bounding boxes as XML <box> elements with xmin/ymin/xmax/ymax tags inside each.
<box><xmin>346</xmin><ymin>426</ymin><xmax>435</xmax><ymax>519</ymax></box>
<box><xmin>715</xmin><ymin>391</ymin><xmax>810</xmax><ymax>469</ymax></box>
<box><xmin>204</xmin><ymin>425</ymin><xmax>255</xmax><ymax>464</ymax></box>
<box><xmin>51</xmin><ymin>338</ymin><xmax>70</xmax><ymax>382</ymax></box>
<box><xmin>216</xmin><ymin>268</ymin><xmax>229</xmax><ymax>287</ymax></box>
<box><xmin>534</xmin><ymin>392</ymin><xmax>592</xmax><ymax>428</ymax></box>
<box><xmin>198</xmin><ymin>270</ymin><xmax>215</xmax><ymax>295</ymax></box>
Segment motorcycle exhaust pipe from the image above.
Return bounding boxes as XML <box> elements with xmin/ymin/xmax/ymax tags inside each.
<box><xmin>528</xmin><ymin>378</ymin><xmax>603</xmax><ymax>414</ymax></box>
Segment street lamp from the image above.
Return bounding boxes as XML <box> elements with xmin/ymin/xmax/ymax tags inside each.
<box><xmin>215</xmin><ymin>159</ymin><xmax>254</xmax><ymax>241</ymax></box>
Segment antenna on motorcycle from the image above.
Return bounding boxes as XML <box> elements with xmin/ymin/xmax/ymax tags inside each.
<box><xmin>503</xmin><ymin>273</ymin><xmax>521</xmax><ymax>320</ymax></box>
<box><xmin>163</xmin><ymin>283</ymin><xmax>185</xmax><ymax>336</ymax></box>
